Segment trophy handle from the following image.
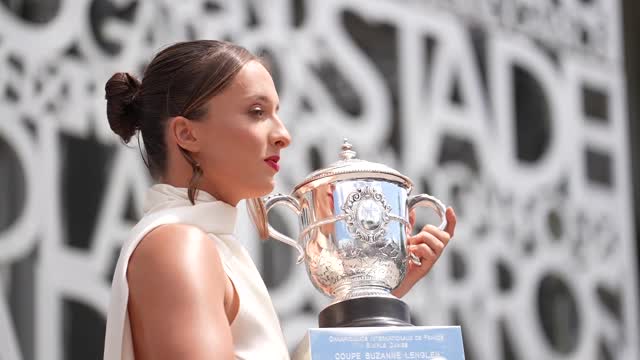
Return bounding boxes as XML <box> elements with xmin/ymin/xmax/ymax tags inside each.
<box><xmin>264</xmin><ymin>194</ymin><xmax>305</xmax><ymax>264</ymax></box>
<box><xmin>407</xmin><ymin>194</ymin><xmax>448</xmax><ymax>231</ymax></box>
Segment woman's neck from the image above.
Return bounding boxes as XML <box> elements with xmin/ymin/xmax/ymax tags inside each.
<box><xmin>158</xmin><ymin>175</ymin><xmax>240</xmax><ymax>207</ymax></box>
<box><xmin>162</xmin><ymin>150</ymin><xmax>241</xmax><ymax>206</ymax></box>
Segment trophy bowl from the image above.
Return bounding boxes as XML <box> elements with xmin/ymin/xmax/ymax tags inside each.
<box><xmin>265</xmin><ymin>139</ymin><xmax>447</xmax><ymax>327</ymax></box>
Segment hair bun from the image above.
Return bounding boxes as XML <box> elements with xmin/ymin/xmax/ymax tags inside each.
<box><xmin>105</xmin><ymin>72</ymin><xmax>141</xmax><ymax>143</ymax></box>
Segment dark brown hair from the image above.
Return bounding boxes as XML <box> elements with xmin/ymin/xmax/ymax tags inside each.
<box><xmin>105</xmin><ymin>40</ymin><xmax>259</xmax><ymax>203</ymax></box>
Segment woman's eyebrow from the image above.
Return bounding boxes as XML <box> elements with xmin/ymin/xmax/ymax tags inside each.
<box><xmin>246</xmin><ymin>95</ymin><xmax>280</xmax><ymax>110</ymax></box>
<box><xmin>246</xmin><ymin>95</ymin><xmax>270</xmax><ymax>102</ymax></box>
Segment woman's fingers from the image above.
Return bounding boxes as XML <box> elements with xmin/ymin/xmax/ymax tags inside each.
<box><xmin>406</xmin><ymin>206</ymin><xmax>455</xmax><ymax>272</ymax></box>
<box><xmin>408</xmin><ymin>207</ymin><xmax>456</xmax><ymax>239</ymax></box>
<box><xmin>410</xmin><ymin>225</ymin><xmax>450</xmax><ymax>248</ymax></box>
<box><xmin>409</xmin><ymin>230</ymin><xmax>446</xmax><ymax>257</ymax></box>
<box><xmin>408</xmin><ymin>243</ymin><xmax>437</xmax><ymax>267</ymax></box>
<box><xmin>444</xmin><ymin>207</ymin><xmax>457</xmax><ymax>238</ymax></box>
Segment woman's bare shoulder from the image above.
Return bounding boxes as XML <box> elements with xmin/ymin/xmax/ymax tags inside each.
<box><xmin>126</xmin><ymin>223</ymin><xmax>234</xmax><ymax>358</ymax></box>
<box><xmin>127</xmin><ymin>223</ymin><xmax>226</xmax><ymax>288</ymax></box>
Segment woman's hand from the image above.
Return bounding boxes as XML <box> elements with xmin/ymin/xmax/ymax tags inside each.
<box><xmin>392</xmin><ymin>207</ymin><xmax>457</xmax><ymax>298</ymax></box>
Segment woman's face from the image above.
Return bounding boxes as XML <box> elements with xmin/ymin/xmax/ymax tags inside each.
<box><xmin>191</xmin><ymin>60</ymin><xmax>291</xmax><ymax>204</ymax></box>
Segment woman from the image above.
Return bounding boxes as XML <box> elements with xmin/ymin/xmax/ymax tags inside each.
<box><xmin>103</xmin><ymin>40</ymin><xmax>456</xmax><ymax>360</ymax></box>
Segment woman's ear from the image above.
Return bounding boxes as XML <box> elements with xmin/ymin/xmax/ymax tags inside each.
<box><xmin>169</xmin><ymin>116</ymin><xmax>200</xmax><ymax>152</ymax></box>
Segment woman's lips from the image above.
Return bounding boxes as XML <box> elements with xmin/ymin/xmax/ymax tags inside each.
<box><xmin>264</xmin><ymin>156</ymin><xmax>280</xmax><ymax>172</ymax></box>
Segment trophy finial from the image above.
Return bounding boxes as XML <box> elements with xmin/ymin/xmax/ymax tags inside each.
<box><xmin>339</xmin><ymin>138</ymin><xmax>357</xmax><ymax>160</ymax></box>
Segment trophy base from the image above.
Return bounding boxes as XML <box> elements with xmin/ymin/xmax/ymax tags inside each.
<box><xmin>318</xmin><ymin>296</ymin><xmax>412</xmax><ymax>328</ymax></box>
<box><xmin>292</xmin><ymin>326</ymin><xmax>466</xmax><ymax>360</ymax></box>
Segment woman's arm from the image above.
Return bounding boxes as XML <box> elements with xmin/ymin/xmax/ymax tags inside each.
<box><xmin>127</xmin><ymin>224</ymin><xmax>235</xmax><ymax>360</ymax></box>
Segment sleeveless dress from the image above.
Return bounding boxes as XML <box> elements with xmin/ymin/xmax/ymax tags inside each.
<box><xmin>103</xmin><ymin>184</ymin><xmax>290</xmax><ymax>359</ymax></box>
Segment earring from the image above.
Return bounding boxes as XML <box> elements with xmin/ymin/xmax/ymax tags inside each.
<box><xmin>178</xmin><ymin>146</ymin><xmax>202</xmax><ymax>204</ymax></box>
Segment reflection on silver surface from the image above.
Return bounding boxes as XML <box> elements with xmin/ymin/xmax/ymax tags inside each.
<box><xmin>301</xmin><ymin>180</ymin><xmax>408</xmax><ymax>301</ymax></box>
<box><xmin>265</xmin><ymin>140</ymin><xmax>447</xmax><ymax>303</ymax></box>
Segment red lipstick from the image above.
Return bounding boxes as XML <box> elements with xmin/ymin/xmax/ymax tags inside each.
<box><xmin>264</xmin><ymin>156</ymin><xmax>280</xmax><ymax>172</ymax></box>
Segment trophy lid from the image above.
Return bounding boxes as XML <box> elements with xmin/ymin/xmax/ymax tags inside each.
<box><xmin>293</xmin><ymin>139</ymin><xmax>413</xmax><ymax>193</ymax></box>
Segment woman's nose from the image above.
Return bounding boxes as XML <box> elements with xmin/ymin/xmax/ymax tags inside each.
<box><xmin>271</xmin><ymin>118</ymin><xmax>291</xmax><ymax>148</ymax></box>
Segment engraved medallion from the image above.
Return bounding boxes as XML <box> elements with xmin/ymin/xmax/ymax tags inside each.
<box><xmin>342</xmin><ymin>186</ymin><xmax>392</xmax><ymax>242</ymax></box>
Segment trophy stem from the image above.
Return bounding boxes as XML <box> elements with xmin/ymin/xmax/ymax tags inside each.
<box><xmin>319</xmin><ymin>297</ymin><xmax>412</xmax><ymax>328</ymax></box>
<box><xmin>332</xmin><ymin>281</ymin><xmax>394</xmax><ymax>302</ymax></box>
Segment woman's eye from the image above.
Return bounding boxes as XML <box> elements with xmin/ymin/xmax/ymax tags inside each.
<box><xmin>250</xmin><ymin>108</ymin><xmax>265</xmax><ymax>118</ymax></box>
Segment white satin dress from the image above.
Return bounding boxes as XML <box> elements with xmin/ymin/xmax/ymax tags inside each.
<box><xmin>103</xmin><ymin>184</ymin><xmax>290</xmax><ymax>359</ymax></box>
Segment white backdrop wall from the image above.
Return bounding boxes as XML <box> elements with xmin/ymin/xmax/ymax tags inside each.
<box><xmin>0</xmin><ymin>0</ymin><xmax>637</xmax><ymax>359</ymax></box>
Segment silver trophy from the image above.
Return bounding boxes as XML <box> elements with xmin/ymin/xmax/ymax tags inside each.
<box><xmin>265</xmin><ymin>139</ymin><xmax>447</xmax><ymax>327</ymax></box>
